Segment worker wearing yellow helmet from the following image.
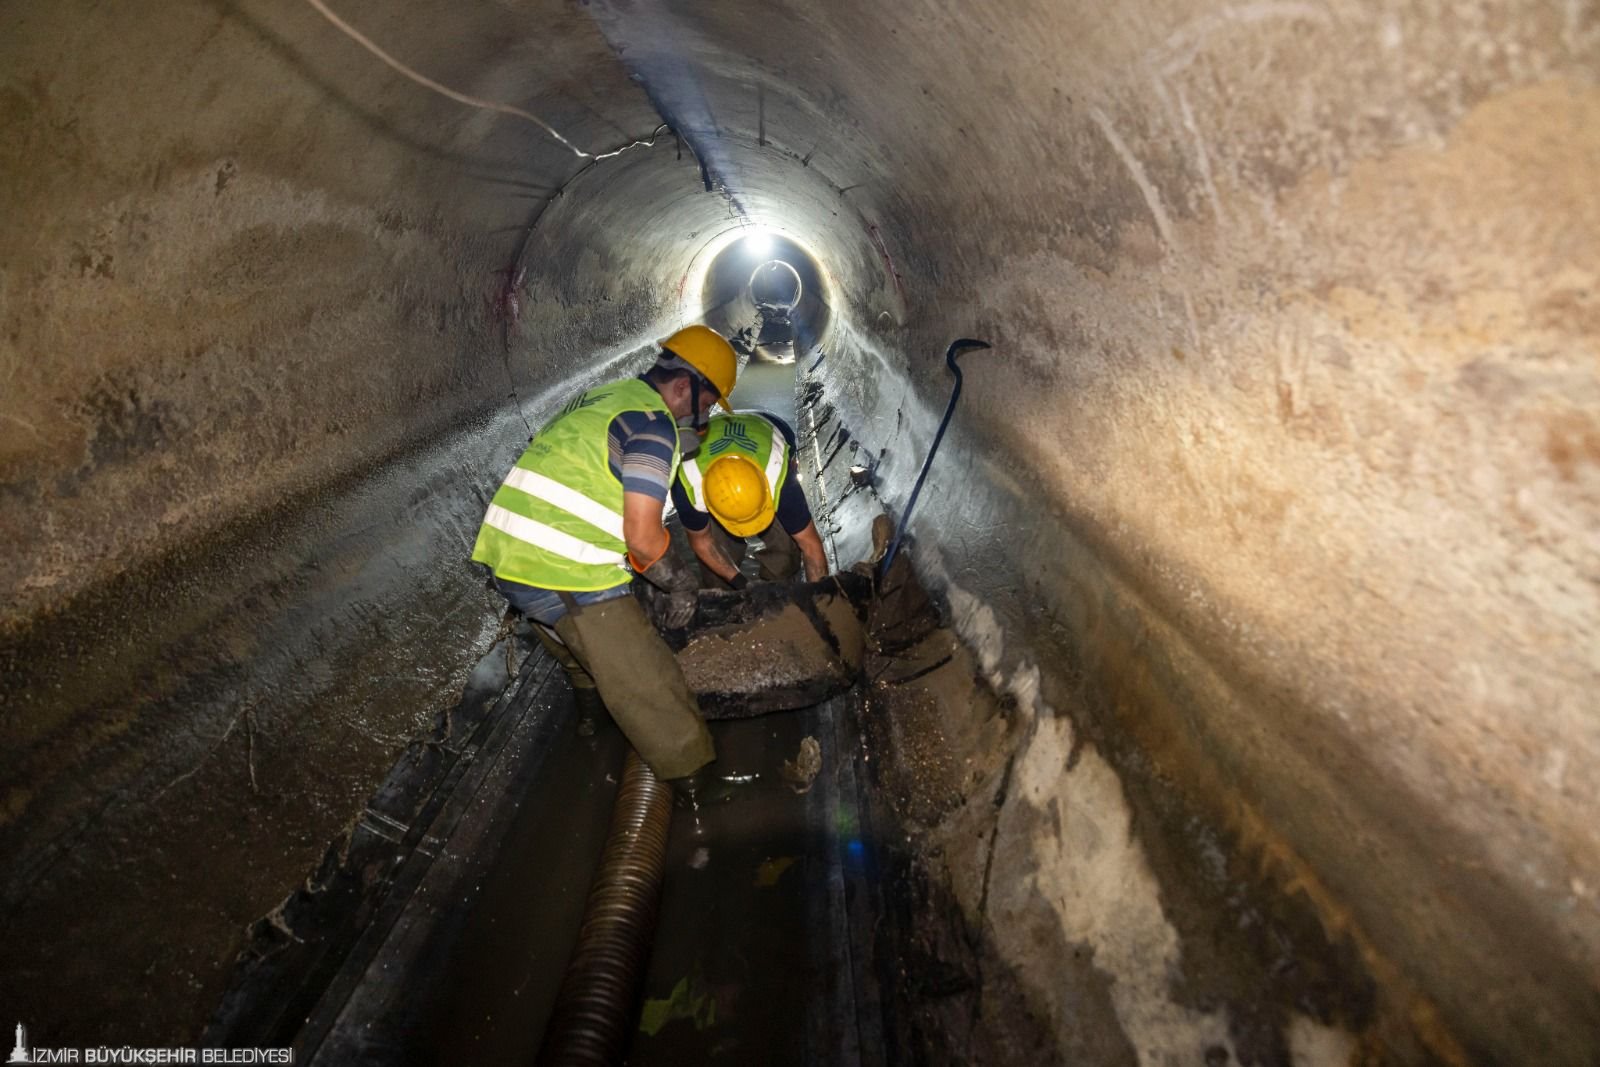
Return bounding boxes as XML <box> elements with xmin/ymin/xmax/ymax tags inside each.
<box><xmin>670</xmin><ymin>409</ymin><xmax>830</xmax><ymax>588</ymax></box>
<box><xmin>470</xmin><ymin>325</ymin><xmax>737</xmax><ymax>793</ymax></box>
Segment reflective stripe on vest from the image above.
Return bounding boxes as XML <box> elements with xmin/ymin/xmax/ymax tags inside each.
<box><xmin>471</xmin><ymin>378</ymin><xmax>678</xmax><ymax>591</ymax></box>
<box><xmin>678</xmin><ymin>413</ymin><xmax>788</xmax><ymax>519</ymax></box>
<box><xmin>503</xmin><ymin>467</ymin><xmax>626</xmax><ymax>541</ymax></box>
<box><xmin>680</xmin><ymin>451</ymin><xmax>707</xmax><ymax>505</ymax></box>
<box><xmin>481</xmin><ymin>504</ymin><xmax>627</xmax><ymax>567</ymax></box>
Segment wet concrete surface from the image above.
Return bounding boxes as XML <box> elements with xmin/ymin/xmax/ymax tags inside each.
<box><xmin>700</xmin><ymin>234</ymin><xmax>831</xmax><ymax>378</ymax></box>
<box><xmin>0</xmin><ymin>403</ymin><xmax>528</xmax><ymax>1047</ymax></box>
<box><xmin>311</xmin><ymin>658</ymin><xmax>634</xmax><ymax>1066</ymax></box>
<box><xmin>287</xmin><ymin>664</ymin><xmax>875</xmax><ymax>1064</ymax></box>
<box><xmin>207</xmin><ymin>630</ymin><xmax>553</xmax><ymax>1053</ymax></box>
<box><xmin>415</xmin><ymin>700</ymin><xmax>627</xmax><ymax>1066</ymax></box>
<box><xmin>796</xmin><ymin>359</ymin><xmax>1388</xmax><ymax>1064</ymax></box>
<box><xmin>628</xmin><ymin>709</ymin><xmax>849</xmax><ymax>1064</ymax></box>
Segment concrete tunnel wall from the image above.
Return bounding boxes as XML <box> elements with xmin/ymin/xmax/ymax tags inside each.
<box><xmin>1</xmin><ymin>0</ymin><xmax>1597</xmax><ymax>1060</ymax></box>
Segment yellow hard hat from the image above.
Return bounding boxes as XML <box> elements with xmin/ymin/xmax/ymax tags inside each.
<box><xmin>660</xmin><ymin>325</ymin><xmax>737</xmax><ymax>410</ymax></box>
<box><xmin>704</xmin><ymin>454</ymin><xmax>774</xmax><ymax>536</ymax></box>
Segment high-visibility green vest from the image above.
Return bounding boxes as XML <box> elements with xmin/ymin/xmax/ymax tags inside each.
<box><xmin>677</xmin><ymin>412</ymin><xmax>789</xmax><ymax>516</ymax></box>
<box><xmin>472</xmin><ymin>378</ymin><xmax>679</xmax><ymax>591</ymax></box>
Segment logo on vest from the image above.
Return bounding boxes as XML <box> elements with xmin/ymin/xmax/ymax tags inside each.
<box><xmin>708</xmin><ymin>420</ymin><xmax>758</xmax><ymax>456</ymax></box>
<box><xmin>558</xmin><ymin>391</ymin><xmax>608</xmax><ymax>417</ymax></box>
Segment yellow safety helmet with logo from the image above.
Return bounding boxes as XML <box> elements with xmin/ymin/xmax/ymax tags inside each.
<box><xmin>703</xmin><ymin>454</ymin><xmax>775</xmax><ymax>536</ymax></box>
<box><xmin>659</xmin><ymin>325</ymin><xmax>738</xmax><ymax>411</ymax></box>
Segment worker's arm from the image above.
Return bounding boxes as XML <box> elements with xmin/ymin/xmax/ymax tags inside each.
<box><xmin>622</xmin><ymin>490</ymin><xmax>671</xmax><ymax>566</ymax></box>
<box><xmin>791</xmin><ymin>520</ymin><xmax>829</xmax><ymax>582</ymax></box>
<box><xmin>614</xmin><ymin>411</ymin><xmax>701</xmax><ymax>626</ymax></box>
<box><xmin>617</xmin><ymin>407</ymin><xmax>683</xmax><ymax>571</ymax></box>
<box><xmin>771</xmin><ymin>453</ymin><xmax>828</xmax><ymax>581</ymax></box>
<box><xmin>623</xmin><ymin>491</ymin><xmax>700</xmax><ymax>627</ymax></box>
<box><xmin>686</xmin><ymin>524</ymin><xmax>743</xmax><ymax>584</ymax></box>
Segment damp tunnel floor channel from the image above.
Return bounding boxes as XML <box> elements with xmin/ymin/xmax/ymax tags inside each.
<box><xmin>404</xmin><ymin>679</ymin><xmax>877</xmax><ymax>1066</ymax></box>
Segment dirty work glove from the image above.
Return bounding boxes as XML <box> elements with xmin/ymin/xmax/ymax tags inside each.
<box><xmin>661</xmin><ymin>587</ymin><xmax>697</xmax><ymax>629</ymax></box>
<box><xmin>631</xmin><ymin>535</ymin><xmax>700</xmax><ymax>629</ymax></box>
<box><xmin>726</xmin><ymin>572</ymin><xmax>750</xmax><ymax>592</ymax></box>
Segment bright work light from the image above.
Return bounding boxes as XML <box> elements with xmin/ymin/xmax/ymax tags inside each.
<box><xmin>742</xmin><ymin>230</ymin><xmax>774</xmax><ymax>257</ymax></box>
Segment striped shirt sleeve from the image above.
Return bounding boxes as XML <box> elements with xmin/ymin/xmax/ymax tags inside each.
<box><xmin>609</xmin><ymin>409</ymin><xmax>680</xmax><ymax>502</ymax></box>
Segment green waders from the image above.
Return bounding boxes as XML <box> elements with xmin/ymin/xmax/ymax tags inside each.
<box><xmin>531</xmin><ymin>624</ymin><xmax>609</xmax><ymax>736</ymax></box>
<box><xmin>549</xmin><ymin>594</ymin><xmax>715</xmax><ymax>780</ymax></box>
<box><xmin>697</xmin><ymin>521</ymin><xmax>801</xmax><ymax>588</ymax></box>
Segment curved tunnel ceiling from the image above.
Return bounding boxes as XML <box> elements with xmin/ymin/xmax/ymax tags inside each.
<box><xmin>3</xmin><ymin>0</ymin><xmax>1599</xmax><ymax>1060</ymax></box>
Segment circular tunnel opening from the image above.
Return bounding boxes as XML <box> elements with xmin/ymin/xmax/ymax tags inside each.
<box><xmin>750</xmin><ymin>259</ymin><xmax>802</xmax><ymax>314</ymax></box>
<box><xmin>698</xmin><ymin>231</ymin><xmax>832</xmax><ymax>367</ymax></box>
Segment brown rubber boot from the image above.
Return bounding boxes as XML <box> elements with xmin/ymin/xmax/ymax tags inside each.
<box><xmin>666</xmin><ymin>765</ymin><xmax>743</xmax><ymax>809</ymax></box>
<box><xmin>667</xmin><ymin>765</ymin><xmax>710</xmax><ymax>808</ymax></box>
<box><xmin>573</xmin><ymin>685</ymin><xmax>609</xmax><ymax>737</ymax></box>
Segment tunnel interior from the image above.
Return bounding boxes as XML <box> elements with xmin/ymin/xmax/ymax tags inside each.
<box><xmin>3</xmin><ymin>0</ymin><xmax>1599</xmax><ymax>1063</ymax></box>
<box><xmin>699</xmin><ymin>231</ymin><xmax>833</xmax><ymax>366</ymax></box>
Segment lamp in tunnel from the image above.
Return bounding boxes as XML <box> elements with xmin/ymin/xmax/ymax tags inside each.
<box><xmin>740</xmin><ymin>229</ymin><xmax>775</xmax><ymax>258</ymax></box>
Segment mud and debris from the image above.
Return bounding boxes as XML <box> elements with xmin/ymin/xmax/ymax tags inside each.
<box><xmin>780</xmin><ymin>736</ymin><xmax>822</xmax><ymax>793</ymax></box>
<box><xmin>657</xmin><ymin>574</ymin><xmax>870</xmax><ymax>718</ymax></box>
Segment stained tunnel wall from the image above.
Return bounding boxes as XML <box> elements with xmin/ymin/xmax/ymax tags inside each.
<box><xmin>2</xmin><ymin>0</ymin><xmax>1599</xmax><ymax>1060</ymax></box>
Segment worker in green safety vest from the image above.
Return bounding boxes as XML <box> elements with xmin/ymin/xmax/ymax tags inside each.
<box><xmin>470</xmin><ymin>325</ymin><xmax>738</xmax><ymax>791</ymax></box>
<box><xmin>670</xmin><ymin>410</ymin><xmax>830</xmax><ymax>587</ymax></box>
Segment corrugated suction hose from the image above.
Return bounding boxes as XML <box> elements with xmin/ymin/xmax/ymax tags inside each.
<box><xmin>535</xmin><ymin>750</ymin><xmax>674</xmax><ymax>1066</ymax></box>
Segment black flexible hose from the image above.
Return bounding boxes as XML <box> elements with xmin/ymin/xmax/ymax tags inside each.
<box><xmin>881</xmin><ymin>338</ymin><xmax>992</xmax><ymax>575</ymax></box>
<box><xmin>535</xmin><ymin>750</ymin><xmax>674</xmax><ymax>1067</ymax></box>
